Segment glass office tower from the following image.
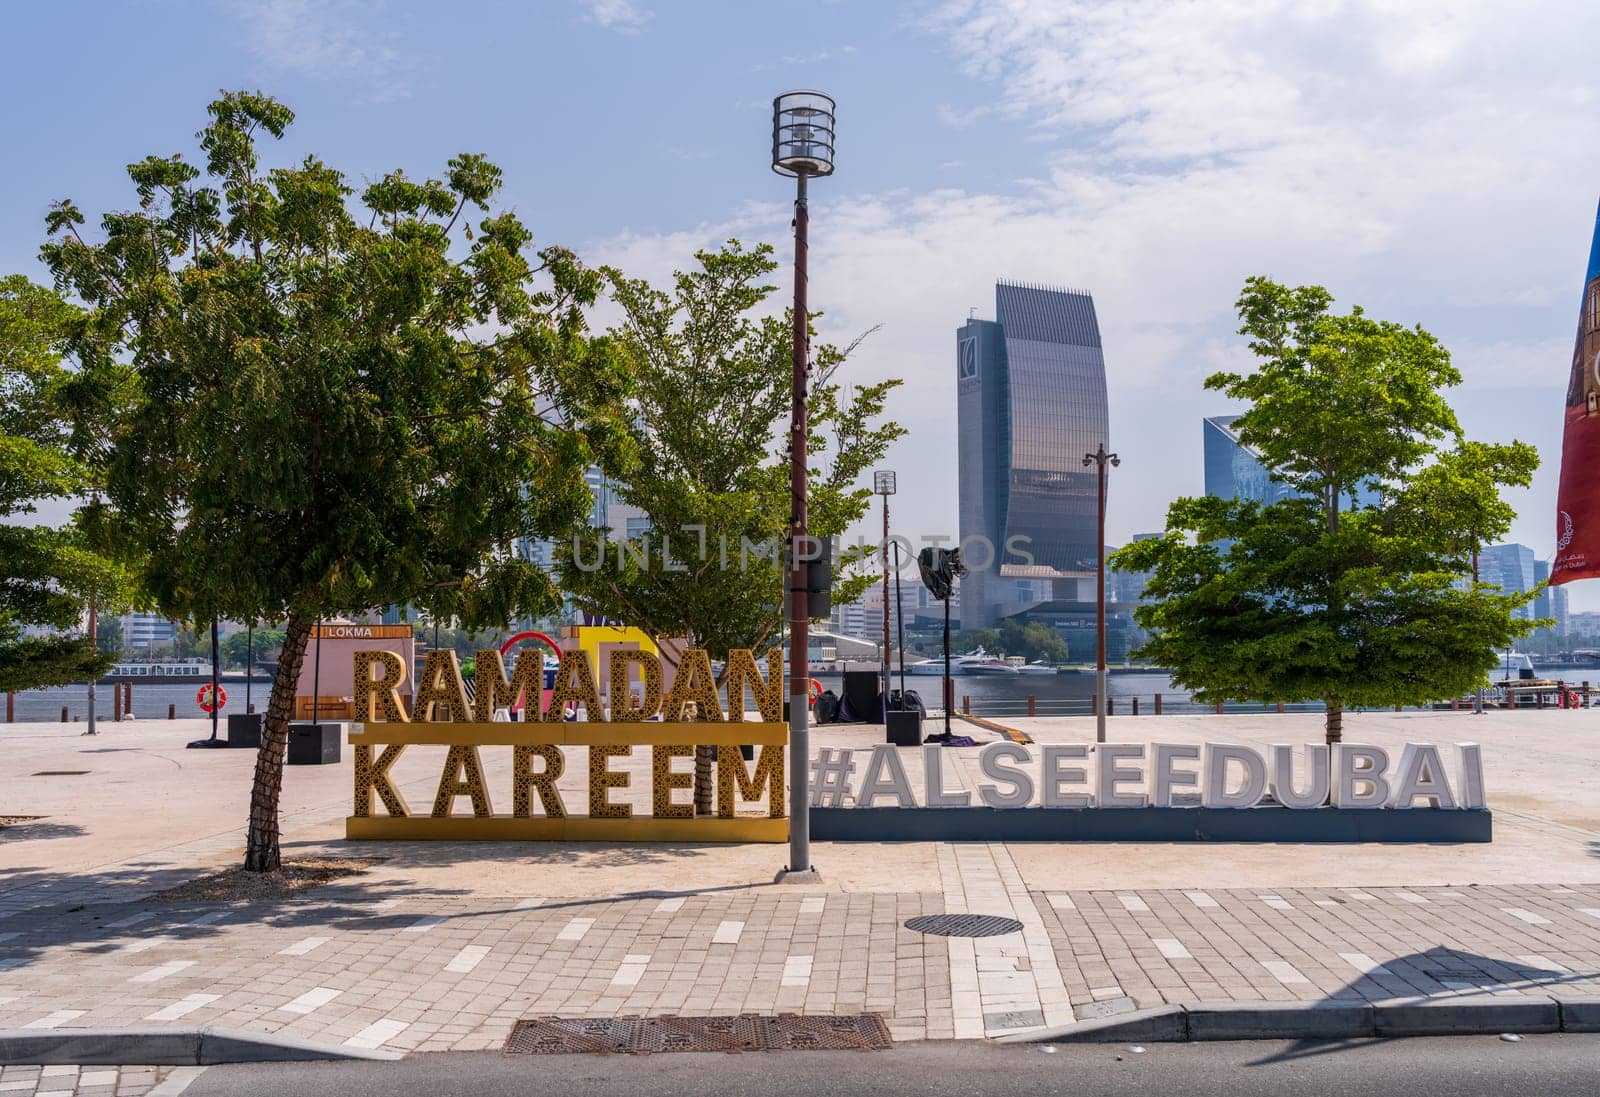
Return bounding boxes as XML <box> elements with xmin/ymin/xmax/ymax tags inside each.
<box><xmin>1203</xmin><ymin>415</ymin><xmax>1296</xmax><ymax>506</ymax></box>
<box><xmin>957</xmin><ymin>282</ymin><xmax>1109</xmax><ymax>629</ymax></box>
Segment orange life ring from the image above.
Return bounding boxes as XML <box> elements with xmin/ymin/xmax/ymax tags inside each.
<box><xmin>808</xmin><ymin>678</ymin><xmax>824</xmax><ymax>704</ymax></box>
<box><xmin>497</xmin><ymin>630</ymin><xmax>562</xmax><ymax>714</ymax></box>
<box><xmin>197</xmin><ymin>683</ymin><xmax>227</xmax><ymax>713</ymax></box>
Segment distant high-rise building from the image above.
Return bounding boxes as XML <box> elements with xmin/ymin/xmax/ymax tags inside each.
<box><xmin>829</xmin><ymin>600</ymin><xmax>867</xmax><ymax>639</ymax></box>
<box><xmin>1479</xmin><ymin>543</ymin><xmax>1538</xmax><ymax>621</ymax></box>
<box><xmin>119</xmin><ymin>611</ymin><xmax>176</xmax><ymax>648</ymax></box>
<box><xmin>861</xmin><ymin>571</ymin><xmax>958</xmax><ymax>639</ymax></box>
<box><xmin>1111</xmin><ymin>533</ymin><xmax>1161</xmax><ymax>605</ymax></box>
<box><xmin>957</xmin><ymin>282</ymin><xmax>1109</xmax><ymax>628</ymax></box>
<box><xmin>1532</xmin><ymin>558</ymin><xmax>1569</xmax><ymax>636</ymax></box>
<box><xmin>1567</xmin><ymin>609</ymin><xmax>1600</xmax><ymax>637</ymax></box>
<box><xmin>1204</xmin><ymin>414</ymin><xmax>1379</xmax><ymax>511</ymax></box>
<box><xmin>1203</xmin><ymin>415</ymin><xmax>1295</xmax><ymax>506</ymax></box>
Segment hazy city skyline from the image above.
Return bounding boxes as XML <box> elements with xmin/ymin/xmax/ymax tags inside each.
<box><xmin>5</xmin><ymin>1</ymin><xmax>1599</xmax><ymax>605</ymax></box>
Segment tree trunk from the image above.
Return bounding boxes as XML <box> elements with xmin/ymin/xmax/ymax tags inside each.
<box><xmin>1324</xmin><ymin>696</ymin><xmax>1343</xmax><ymax>745</ymax></box>
<box><xmin>694</xmin><ymin>745</ymin><xmax>715</xmax><ymax>816</ymax></box>
<box><xmin>244</xmin><ymin>612</ymin><xmax>311</xmax><ymax>872</ymax></box>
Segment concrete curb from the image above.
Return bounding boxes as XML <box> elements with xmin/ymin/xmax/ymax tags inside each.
<box><xmin>997</xmin><ymin>997</ymin><xmax>1600</xmax><ymax>1045</ymax></box>
<box><xmin>0</xmin><ymin>1026</ymin><xmax>403</xmax><ymax>1066</ymax></box>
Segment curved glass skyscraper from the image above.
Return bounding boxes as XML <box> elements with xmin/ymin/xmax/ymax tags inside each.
<box><xmin>957</xmin><ymin>282</ymin><xmax>1109</xmax><ymax>628</ymax></box>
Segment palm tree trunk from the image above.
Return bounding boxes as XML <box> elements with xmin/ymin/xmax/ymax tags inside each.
<box><xmin>1324</xmin><ymin>696</ymin><xmax>1343</xmax><ymax>745</ymax></box>
<box><xmin>694</xmin><ymin>744</ymin><xmax>715</xmax><ymax>815</ymax></box>
<box><xmin>244</xmin><ymin>612</ymin><xmax>311</xmax><ymax>872</ymax></box>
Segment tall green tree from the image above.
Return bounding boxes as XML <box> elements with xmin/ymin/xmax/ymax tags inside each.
<box><xmin>1114</xmin><ymin>277</ymin><xmax>1539</xmax><ymax>742</ymax></box>
<box><xmin>44</xmin><ymin>92</ymin><xmax>628</xmax><ymax>869</ymax></box>
<box><xmin>220</xmin><ymin>627</ymin><xmax>284</xmax><ymax>669</ymax></box>
<box><xmin>558</xmin><ymin>241</ymin><xmax>903</xmax><ymax>659</ymax></box>
<box><xmin>0</xmin><ymin>275</ymin><xmax>132</xmax><ymax>692</ymax></box>
<box><xmin>556</xmin><ymin>242</ymin><xmax>902</xmax><ymax>807</ymax></box>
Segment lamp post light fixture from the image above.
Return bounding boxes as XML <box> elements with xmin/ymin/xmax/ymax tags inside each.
<box><xmin>1083</xmin><ymin>443</ymin><xmax>1120</xmax><ymax>744</ymax></box>
<box><xmin>774</xmin><ymin>90</ymin><xmax>835</xmax><ymax>879</ymax></box>
<box><xmin>873</xmin><ymin>470</ymin><xmax>897</xmax><ymax>718</ymax></box>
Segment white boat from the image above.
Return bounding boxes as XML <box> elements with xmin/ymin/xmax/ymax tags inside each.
<box><xmin>1016</xmin><ymin>660</ymin><xmax>1059</xmax><ymax>675</ymax></box>
<box><xmin>966</xmin><ymin>656</ymin><xmax>1020</xmax><ymax>675</ymax></box>
<box><xmin>107</xmin><ymin>660</ymin><xmax>215</xmax><ymax>680</ymax></box>
<box><xmin>905</xmin><ymin>648</ymin><xmax>991</xmax><ymax>676</ymax></box>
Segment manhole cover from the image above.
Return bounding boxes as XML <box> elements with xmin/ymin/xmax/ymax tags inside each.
<box><xmin>904</xmin><ymin>913</ymin><xmax>1024</xmax><ymax>938</ymax></box>
<box><xmin>765</xmin><ymin>1015</ymin><xmax>892</xmax><ymax>1051</ymax></box>
<box><xmin>504</xmin><ymin>1014</ymin><xmax>891</xmax><ymax>1055</ymax></box>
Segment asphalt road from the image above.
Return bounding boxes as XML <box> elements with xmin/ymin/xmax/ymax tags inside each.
<box><xmin>187</xmin><ymin>1035</ymin><xmax>1600</xmax><ymax>1096</ymax></box>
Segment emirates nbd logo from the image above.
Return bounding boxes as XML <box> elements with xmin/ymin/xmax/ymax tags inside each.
<box><xmin>958</xmin><ymin>337</ymin><xmax>978</xmax><ymax>380</ymax></box>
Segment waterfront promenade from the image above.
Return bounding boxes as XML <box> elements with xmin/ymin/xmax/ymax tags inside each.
<box><xmin>2</xmin><ymin>712</ymin><xmax>1599</xmax><ymax>1093</ymax></box>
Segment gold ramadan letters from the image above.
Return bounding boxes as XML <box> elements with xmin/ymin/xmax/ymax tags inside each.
<box><xmin>345</xmin><ymin>648</ymin><xmax>788</xmax><ymax>842</ymax></box>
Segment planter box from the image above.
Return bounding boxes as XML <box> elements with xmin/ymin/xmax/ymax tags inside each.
<box><xmin>287</xmin><ymin>722</ymin><xmax>342</xmax><ymax>766</ymax></box>
<box><xmin>226</xmin><ymin>713</ymin><xmax>262</xmax><ymax>749</ymax></box>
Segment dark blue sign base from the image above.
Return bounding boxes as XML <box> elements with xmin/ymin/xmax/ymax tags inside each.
<box><xmin>809</xmin><ymin>806</ymin><xmax>1492</xmax><ymax>843</ymax></box>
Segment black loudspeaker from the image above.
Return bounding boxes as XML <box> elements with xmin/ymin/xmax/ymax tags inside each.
<box><xmin>842</xmin><ymin>670</ymin><xmax>882</xmax><ymax>724</ymax></box>
<box><xmin>886</xmin><ymin>709</ymin><xmax>922</xmax><ymax>746</ymax></box>
<box><xmin>288</xmin><ymin>722</ymin><xmax>342</xmax><ymax>765</ymax></box>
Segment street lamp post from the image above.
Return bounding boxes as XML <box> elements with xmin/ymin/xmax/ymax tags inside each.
<box><xmin>773</xmin><ymin>90</ymin><xmax>835</xmax><ymax>878</ymax></box>
<box><xmin>1083</xmin><ymin>443</ymin><xmax>1120</xmax><ymax>745</ymax></box>
<box><xmin>84</xmin><ymin>592</ymin><xmax>97</xmax><ymax>736</ymax></box>
<box><xmin>1472</xmin><ymin>548</ymin><xmax>1484</xmax><ymax>715</ymax></box>
<box><xmin>874</xmin><ymin>470</ymin><xmax>896</xmax><ymax>718</ymax></box>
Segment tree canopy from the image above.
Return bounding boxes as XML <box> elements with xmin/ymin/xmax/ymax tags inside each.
<box><xmin>1114</xmin><ymin>277</ymin><xmax>1539</xmax><ymax>741</ymax></box>
<box><xmin>557</xmin><ymin>241</ymin><xmax>904</xmax><ymax>661</ymax></box>
<box><xmin>42</xmin><ymin>91</ymin><xmax>629</xmax><ymax>868</ymax></box>
<box><xmin>0</xmin><ymin>275</ymin><xmax>133</xmax><ymax>692</ymax></box>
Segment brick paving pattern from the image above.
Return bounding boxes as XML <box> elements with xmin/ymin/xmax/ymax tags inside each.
<box><xmin>0</xmin><ymin>1065</ymin><xmax>203</xmax><ymax>1097</ymax></box>
<box><xmin>4</xmin><ymin>848</ymin><xmax>1600</xmax><ymax>1088</ymax></box>
<box><xmin>7</xmin><ymin>715</ymin><xmax>1600</xmax><ymax>1093</ymax></box>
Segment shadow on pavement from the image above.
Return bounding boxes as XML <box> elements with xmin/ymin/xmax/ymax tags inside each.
<box><xmin>0</xmin><ymin>831</ymin><xmax>775</xmax><ymax>976</ymax></box>
<box><xmin>1247</xmin><ymin>943</ymin><xmax>1598</xmax><ymax>1066</ymax></box>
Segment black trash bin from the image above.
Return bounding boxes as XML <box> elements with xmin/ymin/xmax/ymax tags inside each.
<box><xmin>287</xmin><ymin>722</ymin><xmax>342</xmax><ymax>765</ymax></box>
<box><xmin>886</xmin><ymin>708</ymin><xmax>922</xmax><ymax>746</ymax></box>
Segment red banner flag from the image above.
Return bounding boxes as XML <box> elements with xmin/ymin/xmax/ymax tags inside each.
<box><xmin>1552</xmin><ymin>201</ymin><xmax>1600</xmax><ymax>586</ymax></box>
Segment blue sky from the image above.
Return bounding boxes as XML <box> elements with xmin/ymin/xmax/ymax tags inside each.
<box><xmin>6</xmin><ymin>1</ymin><xmax>1600</xmax><ymax>608</ymax></box>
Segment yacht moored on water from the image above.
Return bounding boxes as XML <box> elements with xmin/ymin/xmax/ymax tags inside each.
<box><xmin>905</xmin><ymin>648</ymin><xmax>992</xmax><ymax>676</ymax></box>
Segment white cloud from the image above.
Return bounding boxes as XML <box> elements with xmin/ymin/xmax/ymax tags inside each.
<box><xmin>580</xmin><ymin>0</ymin><xmax>652</xmax><ymax>35</ymax></box>
<box><xmin>936</xmin><ymin>104</ymin><xmax>992</xmax><ymax>129</ymax></box>
<box><xmin>591</xmin><ymin>0</ymin><xmax>1600</xmax><ymax>603</ymax></box>
<box><xmin>230</xmin><ymin>0</ymin><xmax>407</xmax><ymax>100</ymax></box>
<box><xmin>750</xmin><ymin>44</ymin><xmax>859</xmax><ymax>72</ymax></box>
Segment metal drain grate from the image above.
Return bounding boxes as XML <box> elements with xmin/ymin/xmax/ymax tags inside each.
<box><xmin>504</xmin><ymin>1014</ymin><xmax>891</xmax><ymax>1055</ymax></box>
<box><xmin>904</xmin><ymin>913</ymin><xmax>1024</xmax><ymax>938</ymax></box>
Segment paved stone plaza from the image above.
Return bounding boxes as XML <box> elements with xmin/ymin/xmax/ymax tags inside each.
<box><xmin>3</xmin><ymin>711</ymin><xmax>1600</xmax><ymax>1094</ymax></box>
<box><xmin>0</xmin><ymin>1064</ymin><xmax>199</xmax><ymax>1096</ymax></box>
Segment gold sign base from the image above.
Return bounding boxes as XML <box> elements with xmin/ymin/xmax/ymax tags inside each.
<box><xmin>345</xmin><ymin>814</ymin><xmax>788</xmax><ymax>842</ymax></box>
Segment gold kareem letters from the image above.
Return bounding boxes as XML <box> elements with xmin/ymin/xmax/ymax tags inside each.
<box><xmin>346</xmin><ymin>647</ymin><xmax>788</xmax><ymax>841</ymax></box>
